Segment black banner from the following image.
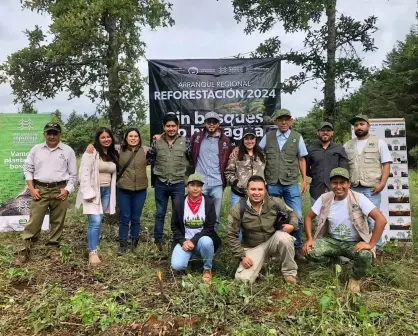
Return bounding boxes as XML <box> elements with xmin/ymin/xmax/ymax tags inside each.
<box><xmin>148</xmin><ymin>58</ymin><xmax>281</xmax><ymax>144</ymax></box>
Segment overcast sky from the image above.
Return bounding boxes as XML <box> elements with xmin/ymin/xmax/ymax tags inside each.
<box><xmin>0</xmin><ymin>0</ymin><xmax>416</xmax><ymax>120</ymax></box>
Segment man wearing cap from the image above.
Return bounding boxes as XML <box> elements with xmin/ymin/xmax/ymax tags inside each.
<box><xmin>258</xmin><ymin>108</ymin><xmax>308</xmax><ymax>261</ymax></box>
<box><xmin>307</xmin><ymin>122</ymin><xmax>349</xmax><ymax>205</ymax></box>
<box><xmin>190</xmin><ymin>112</ymin><xmax>232</xmax><ymax>231</ymax></box>
<box><xmin>303</xmin><ymin>168</ymin><xmax>387</xmax><ymax>292</ymax></box>
<box><xmin>17</xmin><ymin>123</ymin><xmax>77</xmax><ymax>264</ymax></box>
<box><xmin>170</xmin><ymin>173</ymin><xmax>221</xmax><ymax>282</ymax></box>
<box><xmin>344</xmin><ymin>115</ymin><xmax>392</xmax><ymax>257</ymax></box>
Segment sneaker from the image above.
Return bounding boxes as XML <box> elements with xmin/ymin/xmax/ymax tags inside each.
<box><xmin>202</xmin><ymin>270</ymin><xmax>212</xmax><ymax>283</ymax></box>
<box><xmin>347</xmin><ymin>279</ymin><xmax>361</xmax><ymax>293</ymax></box>
<box><xmin>295</xmin><ymin>248</ymin><xmax>307</xmax><ymax>263</ymax></box>
<box><xmin>89</xmin><ymin>250</ymin><xmax>101</xmax><ymax>267</ymax></box>
<box><xmin>284</xmin><ymin>275</ymin><xmax>297</xmax><ymax>285</ymax></box>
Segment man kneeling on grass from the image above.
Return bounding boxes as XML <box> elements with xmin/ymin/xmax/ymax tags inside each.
<box><xmin>303</xmin><ymin>168</ymin><xmax>387</xmax><ymax>293</ymax></box>
<box><xmin>227</xmin><ymin>175</ymin><xmax>298</xmax><ymax>284</ymax></box>
<box><xmin>170</xmin><ymin>174</ymin><xmax>221</xmax><ymax>282</ymax></box>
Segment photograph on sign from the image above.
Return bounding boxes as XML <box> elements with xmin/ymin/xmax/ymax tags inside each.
<box><xmin>0</xmin><ymin>114</ymin><xmax>51</xmax><ymax>232</ymax></box>
<box><xmin>351</xmin><ymin>118</ymin><xmax>412</xmax><ymax>242</ymax></box>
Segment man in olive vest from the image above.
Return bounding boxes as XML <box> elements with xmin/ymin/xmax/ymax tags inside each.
<box><xmin>147</xmin><ymin>113</ymin><xmax>192</xmax><ymax>250</ymax></box>
<box><xmin>259</xmin><ymin>109</ymin><xmax>308</xmax><ymax>261</ymax></box>
<box><xmin>344</xmin><ymin>115</ymin><xmax>392</xmax><ymax>258</ymax></box>
<box><xmin>303</xmin><ymin>168</ymin><xmax>387</xmax><ymax>293</ymax></box>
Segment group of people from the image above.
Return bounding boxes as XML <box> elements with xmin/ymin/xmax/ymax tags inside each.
<box><xmin>16</xmin><ymin>110</ymin><xmax>390</xmax><ymax>292</ymax></box>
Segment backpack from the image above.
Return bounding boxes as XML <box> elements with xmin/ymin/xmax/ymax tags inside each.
<box><xmin>239</xmin><ymin>197</ymin><xmax>292</xmax><ymax>232</ymax></box>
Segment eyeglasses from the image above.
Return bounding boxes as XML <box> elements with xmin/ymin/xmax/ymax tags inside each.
<box><xmin>46</xmin><ymin>131</ymin><xmax>59</xmax><ymax>136</ymax></box>
<box><xmin>205</xmin><ymin>119</ymin><xmax>219</xmax><ymax>125</ymax></box>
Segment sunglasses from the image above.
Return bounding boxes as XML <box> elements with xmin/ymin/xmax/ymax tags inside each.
<box><xmin>205</xmin><ymin>119</ymin><xmax>219</xmax><ymax>125</ymax></box>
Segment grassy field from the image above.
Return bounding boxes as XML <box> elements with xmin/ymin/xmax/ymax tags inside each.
<box><xmin>0</xmin><ymin>171</ymin><xmax>417</xmax><ymax>335</ymax></box>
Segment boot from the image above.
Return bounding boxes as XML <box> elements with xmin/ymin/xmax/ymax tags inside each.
<box><xmin>118</xmin><ymin>241</ymin><xmax>128</xmax><ymax>256</ymax></box>
<box><xmin>89</xmin><ymin>250</ymin><xmax>101</xmax><ymax>266</ymax></box>
<box><xmin>284</xmin><ymin>275</ymin><xmax>297</xmax><ymax>285</ymax></box>
<box><xmin>15</xmin><ymin>248</ymin><xmax>30</xmax><ymax>266</ymax></box>
<box><xmin>347</xmin><ymin>279</ymin><xmax>361</xmax><ymax>293</ymax></box>
<box><xmin>131</xmin><ymin>238</ymin><xmax>140</xmax><ymax>252</ymax></box>
<box><xmin>295</xmin><ymin>248</ymin><xmax>307</xmax><ymax>263</ymax></box>
<box><xmin>202</xmin><ymin>270</ymin><xmax>212</xmax><ymax>283</ymax></box>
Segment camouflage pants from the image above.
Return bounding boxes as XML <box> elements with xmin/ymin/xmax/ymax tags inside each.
<box><xmin>306</xmin><ymin>236</ymin><xmax>372</xmax><ymax>280</ymax></box>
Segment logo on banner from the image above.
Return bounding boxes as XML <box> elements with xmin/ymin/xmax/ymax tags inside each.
<box><xmin>188</xmin><ymin>67</ymin><xmax>199</xmax><ymax>75</ymax></box>
<box><xmin>18</xmin><ymin>118</ymin><xmax>34</xmax><ymax>131</ymax></box>
<box><xmin>219</xmin><ymin>67</ymin><xmax>228</xmax><ymax>75</ymax></box>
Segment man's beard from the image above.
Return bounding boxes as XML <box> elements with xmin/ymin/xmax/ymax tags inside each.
<box><xmin>320</xmin><ymin>135</ymin><xmax>331</xmax><ymax>143</ymax></box>
<box><xmin>355</xmin><ymin>129</ymin><xmax>369</xmax><ymax>137</ymax></box>
<box><xmin>206</xmin><ymin>126</ymin><xmax>218</xmax><ymax>134</ymax></box>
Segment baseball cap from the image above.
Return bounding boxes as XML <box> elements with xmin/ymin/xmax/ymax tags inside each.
<box><xmin>44</xmin><ymin>122</ymin><xmax>62</xmax><ymax>133</ymax></box>
<box><xmin>350</xmin><ymin>114</ymin><xmax>369</xmax><ymax>125</ymax></box>
<box><xmin>204</xmin><ymin>112</ymin><xmax>221</xmax><ymax>122</ymax></box>
<box><xmin>187</xmin><ymin>173</ymin><xmax>205</xmax><ymax>185</ymax></box>
<box><xmin>271</xmin><ymin>108</ymin><xmax>292</xmax><ymax>120</ymax></box>
<box><xmin>330</xmin><ymin>167</ymin><xmax>350</xmax><ymax>180</ymax></box>
<box><xmin>318</xmin><ymin>122</ymin><xmax>334</xmax><ymax>131</ymax></box>
<box><xmin>242</xmin><ymin>126</ymin><xmax>256</xmax><ymax>138</ymax></box>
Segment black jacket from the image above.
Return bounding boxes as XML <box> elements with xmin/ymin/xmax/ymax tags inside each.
<box><xmin>307</xmin><ymin>141</ymin><xmax>349</xmax><ymax>200</ymax></box>
<box><xmin>171</xmin><ymin>195</ymin><xmax>222</xmax><ymax>252</ymax></box>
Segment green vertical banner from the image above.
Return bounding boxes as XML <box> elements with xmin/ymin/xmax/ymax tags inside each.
<box><xmin>0</xmin><ymin>113</ymin><xmax>51</xmax><ymax>232</ymax></box>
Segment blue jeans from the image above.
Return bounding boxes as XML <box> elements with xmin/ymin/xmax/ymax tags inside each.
<box><xmin>87</xmin><ymin>187</ymin><xmax>111</xmax><ymax>251</ymax></box>
<box><xmin>230</xmin><ymin>192</ymin><xmax>242</xmax><ymax>207</ymax></box>
<box><xmin>117</xmin><ymin>188</ymin><xmax>147</xmax><ymax>241</ymax></box>
<box><xmin>352</xmin><ymin>187</ymin><xmax>384</xmax><ymax>250</ymax></box>
<box><xmin>203</xmin><ymin>184</ymin><xmax>223</xmax><ymax>232</ymax></box>
<box><xmin>267</xmin><ymin>183</ymin><xmax>303</xmax><ymax>249</ymax></box>
<box><xmin>171</xmin><ymin>236</ymin><xmax>214</xmax><ymax>270</ymax></box>
<box><xmin>154</xmin><ymin>181</ymin><xmax>185</xmax><ymax>243</ymax></box>
<box><xmin>230</xmin><ymin>192</ymin><xmax>244</xmax><ymax>241</ymax></box>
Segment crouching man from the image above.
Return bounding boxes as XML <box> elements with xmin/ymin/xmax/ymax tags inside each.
<box><xmin>170</xmin><ymin>174</ymin><xmax>221</xmax><ymax>283</ymax></box>
<box><xmin>227</xmin><ymin>175</ymin><xmax>298</xmax><ymax>284</ymax></box>
<box><xmin>303</xmin><ymin>168</ymin><xmax>387</xmax><ymax>293</ymax></box>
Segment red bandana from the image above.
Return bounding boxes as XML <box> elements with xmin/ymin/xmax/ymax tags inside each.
<box><xmin>187</xmin><ymin>195</ymin><xmax>203</xmax><ymax>215</ymax></box>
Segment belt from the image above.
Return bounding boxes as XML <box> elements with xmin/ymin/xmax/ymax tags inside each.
<box><xmin>34</xmin><ymin>180</ymin><xmax>67</xmax><ymax>188</ymax></box>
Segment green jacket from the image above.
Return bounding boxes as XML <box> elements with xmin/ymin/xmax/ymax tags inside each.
<box><xmin>227</xmin><ymin>196</ymin><xmax>298</xmax><ymax>259</ymax></box>
<box><xmin>264</xmin><ymin>130</ymin><xmax>301</xmax><ymax>185</ymax></box>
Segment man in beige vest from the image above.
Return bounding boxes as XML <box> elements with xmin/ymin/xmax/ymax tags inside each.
<box><xmin>303</xmin><ymin>168</ymin><xmax>387</xmax><ymax>293</ymax></box>
<box><xmin>344</xmin><ymin>115</ymin><xmax>392</xmax><ymax>257</ymax></box>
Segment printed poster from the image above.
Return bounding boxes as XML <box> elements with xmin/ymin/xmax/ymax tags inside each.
<box><xmin>148</xmin><ymin>58</ymin><xmax>281</xmax><ymax>144</ymax></box>
<box><xmin>352</xmin><ymin>118</ymin><xmax>412</xmax><ymax>242</ymax></box>
<box><xmin>0</xmin><ymin>113</ymin><xmax>51</xmax><ymax>232</ymax></box>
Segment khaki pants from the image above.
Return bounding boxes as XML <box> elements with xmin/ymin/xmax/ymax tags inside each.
<box><xmin>22</xmin><ymin>185</ymin><xmax>68</xmax><ymax>246</ymax></box>
<box><xmin>235</xmin><ymin>231</ymin><xmax>298</xmax><ymax>284</ymax></box>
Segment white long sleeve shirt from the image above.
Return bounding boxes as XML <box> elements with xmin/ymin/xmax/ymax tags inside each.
<box><xmin>23</xmin><ymin>142</ymin><xmax>77</xmax><ymax>193</ymax></box>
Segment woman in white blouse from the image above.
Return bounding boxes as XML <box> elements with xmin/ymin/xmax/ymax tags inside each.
<box><xmin>76</xmin><ymin>128</ymin><xmax>119</xmax><ymax>266</ymax></box>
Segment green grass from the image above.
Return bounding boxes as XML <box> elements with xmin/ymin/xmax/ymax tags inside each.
<box><xmin>0</xmin><ymin>172</ymin><xmax>417</xmax><ymax>335</ymax></box>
